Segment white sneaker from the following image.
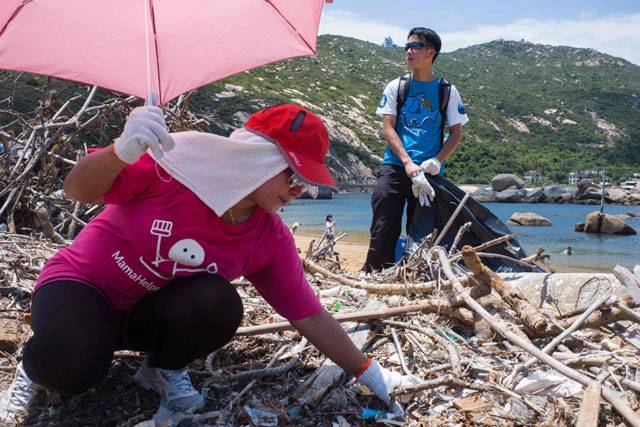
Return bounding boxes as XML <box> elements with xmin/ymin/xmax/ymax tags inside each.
<box><xmin>0</xmin><ymin>362</ymin><xmax>41</xmax><ymax>425</ymax></box>
<box><xmin>134</xmin><ymin>358</ymin><xmax>204</xmax><ymax>412</ymax></box>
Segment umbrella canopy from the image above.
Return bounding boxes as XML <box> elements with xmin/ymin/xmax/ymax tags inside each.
<box><xmin>0</xmin><ymin>0</ymin><xmax>324</xmax><ymax>105</ymax></box>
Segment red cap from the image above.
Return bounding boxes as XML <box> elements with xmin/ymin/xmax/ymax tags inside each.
<box><xmin>244</xmin><ymin>104</ymin><xmax>337</xmax><ymax>191</ymax></box>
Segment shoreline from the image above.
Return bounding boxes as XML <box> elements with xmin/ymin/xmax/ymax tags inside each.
<box><xmin>291</xmin><ymin>229</ymin><xmax>611</xmax><ymax>274</ymax></box>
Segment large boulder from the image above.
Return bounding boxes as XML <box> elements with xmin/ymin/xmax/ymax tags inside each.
<box><xmin>491</xmin><ymin>174</ymin><xmax>525</xmax><ymax>192</ymax></box>
<box><xmin>472</xmin><ymin>187</ymin><xmax>496</xmax><ymax>203</ymax></box>
<box><xmin>577</xmin><ymin>211</ymin><xmax>637</xmax><ymax>235</ymax></box>
<box><xmin>577</xmin><ymin>186</ymin><xmax>604</xmax><ymax>201</ymax></box>
<box><xmin>560</xmin><ymin>192</ymin><xmax>575</xmax><ymax>203</ymax></box>
<box><xmin>495</xmin><ymin>187</ymin><xmax>527</xmax><ymax>203</ymax></box>
<box><xmin>508</xmin><ymin>212</ymin><xmax>552</xmax><ymax>226</ymax></box>
<box><xmin>606</xmin><ymin>188</ymin><xmax>628</xmax><ymax>204</ymax></box>
<box><xmin>575</xmin><ymin>199</ymin><xmax>600</xmax><ymax>205</ymax></box>
<box><xmin>625</xmin><ymin>193</ymin><xmax>640</xmax><ymax>205</ymax></box>
<box><xmin>542</xmin><ymin>184</ymin><xmax>565</xmax><ymax>201</ymax></box>
<box><xmin>522</xmin><ymin>187</ymin><xmax>544</xmax><ymax>203</ymax></box>
<box><xmin>576</xmin><ymin>179</ymin><xmax>596</xmax><ymax>194</ymax></box>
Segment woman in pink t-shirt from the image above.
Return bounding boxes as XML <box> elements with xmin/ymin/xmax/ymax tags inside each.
<box><xmin>1</xmin><ymin>104</ymin><xmax>418</xmax><ymax>423</ymax></box>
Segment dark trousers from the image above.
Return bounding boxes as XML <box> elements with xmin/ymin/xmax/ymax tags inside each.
<box><xmin>364</xmin><ymin>164</ymin><xmax>436</xmax><ymax>272</ymax></box>
<box><xmin>23</xmin><ymin>274</ymin><xmax>243</xmax><ymax>397</ymax></box>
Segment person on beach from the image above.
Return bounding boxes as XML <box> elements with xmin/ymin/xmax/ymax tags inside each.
<box><xmin>322</xmin><ymin>214</ymin><xmax>338</xmax><ymax>256</ymax></box>
<box><xmin>290</xmin><ymin>220</ymin><xmax>303</xmax><ymax>234</ymax></box>
<box><xmin>324</xmin><ymin>214</ymin><xmax>336</xmax><ymax>241</ymax></box>
<box><xmin>0</xmin><ymin>104</ymin><xmax>418</xmax><ymax>423</ymax></box>
<box><xmin>363</xmin><ymin>27</ymin><xmax>469</xmax><ymax>272</ymax></box>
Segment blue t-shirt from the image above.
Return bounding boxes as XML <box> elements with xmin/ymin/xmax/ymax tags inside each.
<box><xmin>383</xmin><ymin>78</ymin><xmax>442</xmax><ymax>166</ymax></box>
<box><xmin>376</xmin><ymin>76</ymin><xmax>469</xmax><ymax>173</ymax></box>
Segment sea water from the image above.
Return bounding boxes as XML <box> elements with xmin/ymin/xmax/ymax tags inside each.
<box><xmin>278</xmin><ymin>192</ymin><xmax>640</xmax><ymax>272</ymax></box>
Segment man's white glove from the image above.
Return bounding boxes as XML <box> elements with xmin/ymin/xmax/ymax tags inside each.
<box><xmin>420</xmin><ymin>157</ymin><xmax>441</xmax><ymax>175</ymax></box>
<box><xmin>113</xmin><ymin>106</ymin><xmax>175</xmax><ymax>164</ymax></box>
<box><xmin>411</xmin><ymin>171</ymin><xmax>435</xmax><ymax>207</ymax></box>
<box><xmin>356</xmin><ymin>360</ymin><xmax>422</xmax><ymax>418</ymax></box>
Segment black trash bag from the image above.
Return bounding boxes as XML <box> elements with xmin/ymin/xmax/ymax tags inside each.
<box><xmin>407</xmin><ymin>175</ymin><xmax>542</xmax><ymax>273</ymax></box>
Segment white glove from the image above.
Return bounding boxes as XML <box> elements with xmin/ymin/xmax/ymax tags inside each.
<box><xmin>356</xmin><ymin>360</ymin><xmax>422</xmax><ymax>418</ymax></box>
<box><xmin>420</xmin><ymin>157</ymin><xmax>441</xmax><ymax>175</ymax></box>
<box><xmin>411</xmin><ymin>171</ymin><xmax>435</xmax><ymax>207</ymax></box>
<box><xmin>113</xmin><ymin>106</ymin><xmax>175</xmax><ymax>164</ymax></box>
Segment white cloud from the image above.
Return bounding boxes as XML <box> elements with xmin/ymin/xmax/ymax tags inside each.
<box><xmin>319</xmin><ymin>10</ymin><xmax>640</xmax><ymax>65</ymax></box>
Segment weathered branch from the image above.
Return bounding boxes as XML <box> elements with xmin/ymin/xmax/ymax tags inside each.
<box><xmin>433</xmin><ymin>192</ymin><xmax>469</xmax><ymax>247</ymax></box>
<box><xmin>236</xmin><ymin>300</ymin><xmax>475</xmax><ymax>336</ymax></box>
<box><xmin>436</xmin><ymin>248</ymin><xmax>640</xmax><ymax>426</ymax></box>
<box><xmin>505</xmin><ymin>294</ymin><xmax>612</xmax><ymax>387</ymax></box>
<box><xmin>576</xmin><ymin>372</ymin><xmax>608</xmax><ymax>427</ymax></box>
<box><xmin>303</xmin><ymin>258</ymin><xmax>473</xmax><ymax>295</ymax></box>
<box><xmin>613</xmin><ymin>265</ymin><xmax>640</xmax><ymax>304</ymax></box>
<box><xmin>461</xmin><ymin>245</ymin><xmax>549</xmax><ymax>334</ymax></box>
<box><xmin>450</xmin><ymin>234</ymin><xmax>514</xmax><ymax>262</ymax></box>
<box><xmin>35</xmin><ymin>202</ymin><xmax>66</xmax><ymax>245</ymax></box>
<box><xmin>383</xmin><ymin>320</ymin><xmax>461</xmax><ymax>374</ymax></box>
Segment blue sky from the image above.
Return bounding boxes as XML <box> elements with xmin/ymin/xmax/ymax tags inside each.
<box><xmin>319</xmin><ymin>0</ymin><xmax>640</xmax><ymax>65</ymax></box>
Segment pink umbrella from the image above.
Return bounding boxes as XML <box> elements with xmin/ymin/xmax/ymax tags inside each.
<box><xmin>0</xmin><ymin>0</ymin><xmax>324</xmax><ymax>105</ymax></box>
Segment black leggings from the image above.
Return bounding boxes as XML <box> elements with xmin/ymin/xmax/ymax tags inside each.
<box><xmin>23</xmin><ymin>274</ymin><xmax>243</xmax><ymax>397</ymax></box>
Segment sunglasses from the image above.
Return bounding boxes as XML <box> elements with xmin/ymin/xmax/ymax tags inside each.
<box><xmin>404</xmin><ymin>41</ymin><xmax>428</xmax><ymax>51</ymax></box>
<box><xmin>288</xmin><ymin>173</ymin><xmax>319</xmax><ymax>198</ymax></box>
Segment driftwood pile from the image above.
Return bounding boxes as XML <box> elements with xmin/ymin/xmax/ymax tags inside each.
<box><xmin>0</xmin><ymin>76</ymin><xmax>205</xmax><ymax>242</ymax></box>
<box><xmin>3</xmin><ymin>217</ymin><xmax>640</xmax><ymax>426</ymax></box>
<box><xmin>3</xmin><ymin>82</ymin><xmax>640</xmax><ymax>425</ymax></box>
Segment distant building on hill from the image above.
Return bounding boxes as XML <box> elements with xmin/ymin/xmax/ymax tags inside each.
<box><xmin>568</xmin><ymin>170</ymin><xmax>592</xmax><ymax>186</ymax></box>
<box><xmin>383</xmin><ymin>35</ymin><xmax>394</xmax><ymax>48</ymax></box>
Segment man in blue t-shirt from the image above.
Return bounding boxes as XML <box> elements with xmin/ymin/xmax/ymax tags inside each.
<box><xmin>363</xmin><ymin>27</ymin><xmax>469</xmax><ymax>272</ymax></box>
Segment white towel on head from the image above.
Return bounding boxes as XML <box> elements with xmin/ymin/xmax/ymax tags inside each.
<box><xmin>151</xmin><ymin>128</ymin><xmax>288</xmax><ymax>216</ymax></box>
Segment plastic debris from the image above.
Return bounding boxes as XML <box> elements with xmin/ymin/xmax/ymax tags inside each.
<box><xmin>515</xmin><ymin>370</ymin><xmax>582</xmax><ymax>397</ymax></box>
<box><xmin>244</xmin><ymin>405</ymin><xmax>278</xmax><ymax>427</ymax></box>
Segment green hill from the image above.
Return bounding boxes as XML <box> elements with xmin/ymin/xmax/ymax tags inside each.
<box><xmin>172</xmin><ymin>35</ymin><xmax>640</xmax><ymax>184</ymax></box>
<box><xmin>2</xmin><ymin>35</ymin><xmax>639</xmax><ymax>185</ymax></box>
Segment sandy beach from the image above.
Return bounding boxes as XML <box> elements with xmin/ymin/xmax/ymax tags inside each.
<box><xmin>292</xmin><ymin>229</ymin><xmax>370</xmax><ymax>273</ymax></box>
<box><xmin>291</xmin><ymin>229</ymin><xmax>605</xmax><ymax>274</ymax></box>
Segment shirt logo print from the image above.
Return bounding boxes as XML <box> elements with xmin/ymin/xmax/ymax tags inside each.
<box><xmin>138</xmin><ymin>219</ymin><xmax>218</xmax><ymax>281</ymax></box>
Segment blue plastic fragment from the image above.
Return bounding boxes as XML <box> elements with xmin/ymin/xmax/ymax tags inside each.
<box><xmin>286</xmin><ymin>405</ymin><xmax>304</xmax><ymax>421</ymax></box>
<box><xmin>361</xmin><ymin>408</ymin><xmax>388</xmax><ymax>420</ymax></box>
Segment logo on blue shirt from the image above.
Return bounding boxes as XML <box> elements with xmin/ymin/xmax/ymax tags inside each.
<box><xmin>378</xmin><ymin>94</ymin><xmax>387</xmax><ymax>108</ymax></box>
<box><xmin>401</xmin><ymin>95</ymin><xmax>438</xmax><ymax>128</ymax></box>
<box><xmin>457</xmin><ymin>102</ymin><xmax>466</xmax><ymax>115</ymax></box>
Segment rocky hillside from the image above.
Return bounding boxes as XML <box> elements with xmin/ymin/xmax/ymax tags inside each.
<box><xmin>2</xmin><ymin>35</ymin><xmax>639</xmax><ymax>185</ymax></box>
<box><xmin>192</xmin><ymin>36</ymin><xmax>640</xmax><ymax>185</ymax></box>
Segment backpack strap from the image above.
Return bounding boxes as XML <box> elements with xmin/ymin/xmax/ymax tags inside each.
<box><xmin>395</xmin><ymin>73</ymin><xmax>411</xmax><ymax>118</ymax></box>
<box><xmin>438</xmin><ymin>77</ymin><xmax>451</xmax><ymax>147</ymax></box>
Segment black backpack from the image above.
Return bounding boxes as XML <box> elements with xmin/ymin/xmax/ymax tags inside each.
<box><xmin>395</xmin><ymin>74</ymin><xmax>451</xmax><ymax>147</ymax></box>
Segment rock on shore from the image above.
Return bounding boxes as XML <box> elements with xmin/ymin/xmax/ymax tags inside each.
<box><xmin>508</xmin><ymin>212</ymin><xmax>552</xmax><ymax>226</ymax></box>
<box><xmin>575</xmin><ymin>211</ymin><xmax>637</xmax><ymax>235</ymax></box>
<box><xmin>463</xmin><ymin>175</ymin><xmax>640</xmax><ymax>206</ymax></box>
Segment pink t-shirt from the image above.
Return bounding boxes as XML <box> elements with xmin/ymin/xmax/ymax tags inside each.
<box><xmin>35</xmin><ymin>154</ymin><xmax>322</xmax><ymax>320</ymax></box>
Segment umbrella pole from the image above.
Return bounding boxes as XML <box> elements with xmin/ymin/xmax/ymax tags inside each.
<box><xmin>144</xmin><ymin>0</ymin><xmax>156</xmax><ymax>106</ymax></box>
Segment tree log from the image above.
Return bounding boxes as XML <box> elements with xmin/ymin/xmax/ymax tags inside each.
<box><xmin>461</xmin><ymin>246</ymin><xmax>549</xmax><ymax>334</ymax></box>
